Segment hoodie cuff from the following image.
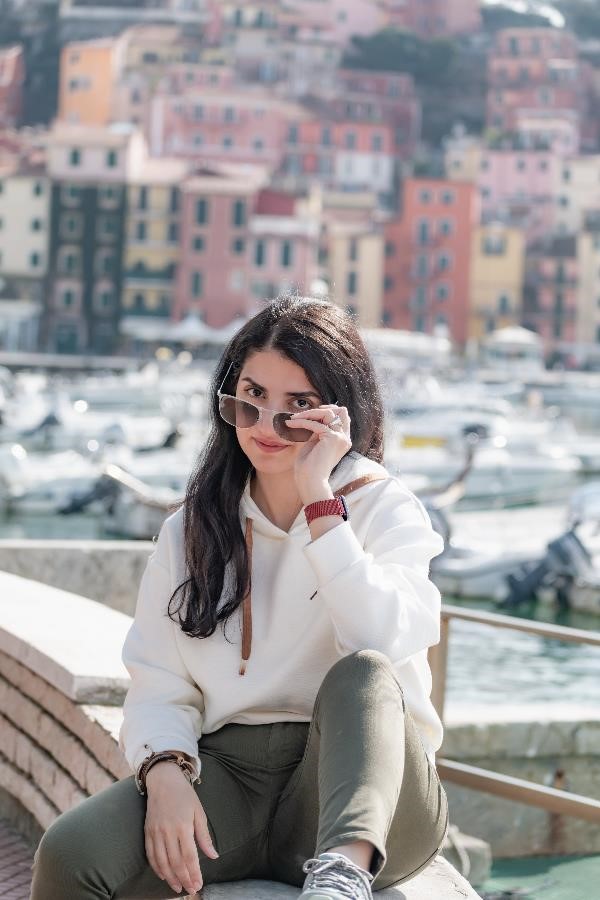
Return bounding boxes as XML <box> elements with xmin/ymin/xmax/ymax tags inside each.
<box><xmin>303</xmin><ymin>520</ymin><xmax>365</xmax><ymax>585</ymax></box>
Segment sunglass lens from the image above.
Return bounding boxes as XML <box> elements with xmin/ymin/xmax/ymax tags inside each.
<box><xmin>219</xmin><ymin>396</ymin><xmax>259</xmax><ymax>429</ymax></box>
<box><xmin>273</xmin><ymin>412</ymin><xmax>312</xmax><ymax>443</ymax></box>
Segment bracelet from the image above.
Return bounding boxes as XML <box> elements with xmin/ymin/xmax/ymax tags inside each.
<box><xmin>135</xmin><ymin>747</ymin><xmax>200</xmax><ymax>796</ymax></box>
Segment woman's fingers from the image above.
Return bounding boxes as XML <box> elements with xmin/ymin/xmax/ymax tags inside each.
<box><xmin>144</xmin><ymin>833</ymin><xmax>164</xmax><ymax>882</ymax></box>
<box><xmin>151</xmin><ymin>832</ymin><xmax>182</xmax><ymax>894</ymax></box>
<box><xmin>194</xmin><ymin>808</ymin><xmax>219</xmax><ymax>861</ymax></box>
<box><xmin>164</xmin><ymin>829</ymin><xmax>197</xmax><ymax>896</ymax></box>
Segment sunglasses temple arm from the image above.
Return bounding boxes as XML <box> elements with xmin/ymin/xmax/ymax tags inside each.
<box><xmin>218</xmin><ymin>360</ymin><xmax>234</xmax><ymax>394</ymax></box>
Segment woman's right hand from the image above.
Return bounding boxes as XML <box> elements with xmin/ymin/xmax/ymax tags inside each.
<box><xmin>144</xmin><ymin>762</ymin><xmax>219</xmax><ymax>896</ymax></box>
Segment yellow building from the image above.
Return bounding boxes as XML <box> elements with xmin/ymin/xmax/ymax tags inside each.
<box><xmin>327</xmin><ymin>222</ymin><xmax>384</xmax><ymax>328</ymax></box>
<box><xmin>123</xmin><ymin>158</ymin><xmax>189</xmax><ymax>319</ymax></box>
<box><xmin>469</xmin><ymin>224</ymin><xmax>524</xmax><ymax>338</ymax></box>
<box><xmin>58</xmin><ymin>38</ymin><xmax>123</xmax><ymax>127</ymax></box>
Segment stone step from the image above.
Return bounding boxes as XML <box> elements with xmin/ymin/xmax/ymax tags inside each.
<box><xmin>199</xmin><ymin>857</ymin><xmax>481</xmax><ymax>897</ymax></box>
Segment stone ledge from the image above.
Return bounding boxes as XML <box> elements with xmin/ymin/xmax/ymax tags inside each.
<box><xmin>0</xmin><ymin>540</ymin><xmax>152</xmax><ymax>615</ymax></box>
<box><xmin>0</xmin><ymin>571</ymin><xmax>131</xmax><ymax>704</ymax></box>
<box><xmin>200</xmin><ymin>858</ymin><xmax>481</xmax><ymax>897</ymax></box>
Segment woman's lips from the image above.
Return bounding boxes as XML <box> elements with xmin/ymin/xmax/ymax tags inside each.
<box><xmin>254</xmin><ymin>438</ymin><xmax>288</xmax><ymax>452</ymax></box>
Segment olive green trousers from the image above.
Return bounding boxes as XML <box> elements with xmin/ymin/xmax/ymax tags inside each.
<box><xmin>31</xmin><ymin>650</ymin><xmax>448</xmax><ymax>898</ymax></box>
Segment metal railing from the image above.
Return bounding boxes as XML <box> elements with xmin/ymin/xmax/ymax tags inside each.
<box><xmin>429</xmin><ymin>604</ymin><xmax>600</xmax><ymax>824</ymax></box>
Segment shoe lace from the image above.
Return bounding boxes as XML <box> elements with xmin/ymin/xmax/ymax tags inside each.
<box><xmin>302</xmin><ymin>856</ymin><xmax>374</xmax><ymax>898</ymax></box>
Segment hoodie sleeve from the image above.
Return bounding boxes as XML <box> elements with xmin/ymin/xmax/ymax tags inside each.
<box><xmin>302</xmin><ymin>478</ymin><xmax>444</xmax><ymax>663</ymax></box>
<box><xmin>118</xmin><ymin>523</ymin><xmax>204</xmax><ymax>778</ymax></box>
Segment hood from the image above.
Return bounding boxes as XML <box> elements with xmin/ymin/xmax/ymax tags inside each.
<box><xmin>240</xmin><ymin>451</ymin><xmax>389</xmax><ymax>539</ymax></box>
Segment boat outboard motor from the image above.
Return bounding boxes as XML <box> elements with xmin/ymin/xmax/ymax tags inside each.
<box><xmin>500</xmin><ymin>528</ymin><xmax>593</xmax><ymax>611</ymax></box>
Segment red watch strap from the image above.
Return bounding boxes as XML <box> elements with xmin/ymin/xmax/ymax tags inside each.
<box><xmin>304</xmin><ymin>496</ymin><xmax>348</xmax><ymax>525</ymax></box>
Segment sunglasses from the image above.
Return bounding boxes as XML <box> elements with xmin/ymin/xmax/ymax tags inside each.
<box><xmin>217</xmin><ymin>361</ymin><xmax>315</xmax><ymax>443</ymax></box>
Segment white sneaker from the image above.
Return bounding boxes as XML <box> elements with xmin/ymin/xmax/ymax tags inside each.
<box><xmin>300</xmin><ymin>851</ymin><xmax>374</xmax><ymax>899</ymax></box>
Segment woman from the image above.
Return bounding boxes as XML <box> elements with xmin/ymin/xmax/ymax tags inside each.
<box><xmin>31</xmin><ymin>296</ymin><xmax>448</xmax><ymax>900</ymax></box>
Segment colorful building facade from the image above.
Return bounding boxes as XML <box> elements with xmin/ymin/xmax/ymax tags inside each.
<box><xmin>384</xmin><ymin>178</ymin><xmax>478</xmax><ymax>344</ymax></box>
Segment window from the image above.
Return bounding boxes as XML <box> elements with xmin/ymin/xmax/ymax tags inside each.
<box><xmin>193</xmin><ymin>236</ymin><xmax>205</xmax><ymax>252</ymax></box>
<box><xmin>414</xmin><ymin>314</ymin><xmax>425</xmax><ymax>332</ymax></box>
<box><xmin>232</xmin><ymin>237</ymin><xmax>245</xmax><ymax>255</ymax></box>
<box><xmin>232</xmin><ymin>199</ymin><xmax>246</xmax><ymax>227</ymax></box>
<box><xmin>438</xmin><ymin>253</ymin><xmax>451</xmax><ymax>272</ymax></box>
<box><xmin>439</xmin><ymin>219</ymin><xmax>453</xmax><ymax>237</ymax></box>
<box><xmin>321</xmin><ymin>127</ymin><xmax>331</xmax><ymax>147</ymax></box>
<box><xmin>345</xmin><ymin>132</ymin><xmax>356</xmax><ymax>150</ymax></box>
<box><xmin>170</xmin><ymin>188</ymin><xmax>179</xmax><ymax>213</ymax></box>
<box><xmin>347</xmin><ymin>271</ymin><xmax>357</xmax><ymax>295</ymax></box>
<box><xmin>385</xmin><ymin>241</ymin><xmax>395</xmax><ymax>258</ymax></box>
<box><xmin>482</xmin><ymin>235</ymin><xmax>506</xmax><ymax>255</ymax></box>
<box><xmin>224</xmin><ymin>106</ymin><xmax>235</xmax><ymax>123</ymax></box>
<box><xmin>417</xmin><ymin>255</ymin><xmax>428</xmax><ymax>278</ymax></box>
<box><xmin>436</xmin><ymin>284</ymin><xmax>449</xmax><ymax>300</ymax></box>
<box><xmin>498</xmin><ymin>295</ymin><xmax>511</xmax><ymax>315</ymax></box>
<box><xmin>61</xmin><ymin>214</ymin><xmax>82</xmax><ymax>239</ymax></box>
<box><xmin>98</xmin><ymin>216</ymin><xmax>116</xmax><ymax>238</ymax></box>
<box><xmin>417</xmin><ymin>220</ymin><xmax>429</xmax><ymax>245</ymax></box>
<box><xmin>223</xmin><ymin>136</ymin><xmax>233</xmax><ymax>150</ymax></box>
<box><xmin>516</xmin><ymin>158</ymin><xmax>526</xmax><ymax>172</ymax></box>
<box><xmin>255</xmin><ymin>239</ymin><xmax>266</xmax><ymax>267</ymax></box>
<box><xmin>193</xmin><ymin>134</ymin><xmax>203</xmax><ymax>148</ymax></box>
<box><xmin>69</xmin><ymin>148</ymin><xmax>81</xmax><ymax>167</ymax></box>
<box><xmin>371</xmin><ymin>133</ymin><xmax>383</xmax><ymax>152</ymax></box>
<box><xmin>288</xmin><ymin>125</ymin><xmax>298</xmax><ymax>144</ymax></box>
<box><xmin>539</xmin><ymin>160</ymin><xmax>548</xmax><ymax>171</ymax></box>
<box><xmin>99</xmin><ymin>185</ymin><xmax>120</xmax><ymax>207</ymax></box>
<box><xmin>96</xmin><ymin>249</ymin><xmax>114</xmax><ymax>276</ymax></box>
<box><xmin>384</xmin><ymin>275</ymin><xmax>394</xmax><ymax>291</ymax></box>
<box><xmin>168</xmin><ymin>222</ymin><xmax>179</xmax><ymax>243</ymax></box>
<box><xmin>191</xmin><ymin>272</ymin><xmax>203</xmax><ymax>298</ymax></box>
<box><xmin>415</xmin><ymin>285</ymin><xmax>427</xmax><ymax>308</ymax></box>
<box><xmin>348</xmin><ymin>238</ymin><xmax>358</xmax><ymax>262</ymax></box>
<box><xmin>31</xmin><ymin>218</ymin><xmax>42</xmax><ymax>231</ymax></box>
<box><xmin>196</xmin><ymin>198</ymin><xmax>208</xmax><ymax>225</ymax></box>
<box><xmin>62</xmin><ymin>289</ymin><xmax>75</xmax><ymax>308</ymax></box>
<box><xmin>253</xmin><ymin>138</ymin><xmax>264</xmax><ymax>153</ymax></box>
<box><xmin>106</xmin><ymin>150</ymin><xmax>118</xmax><ymax>168</ymax></box>
<box><xmin>138</xmin><ymin>187</ymin><xmax>148</xmax><ymax>210</ymax></box>
<box><xmin>441</xmin><ymin>190</ymin><xmax>454</xmax><ymax>205</ymax></box>
<box><xmin>60</xmin><ymin>249</ymin><xmax>78</xmax><ymax>275</ymax></box>
<box><xmin>97</xmin><ymin>288</ymin><xmax>114</xmax><ymax>311</ymax></box>
<box><xmin>194</xmin><ymin>104</ymin><xmax>204</xmax><ymax>121</ymax></box>
<box><xmin>281</xmin><ymin>240</ymin><xmax>293</xmax><ymax>268</ymax></box>
<box><xmin>30</xmin><ymin>252</ymin><xmax>40</xmax><ymax>268</ymax></box>
<box><xmin>135</xmin><ymin>221</ymin><xmax>147</xmax><ymax>241</ymax></box>
<box><xmin>33</xmin><ymin>182</ymin><xmax>44</xmax><ymax>197</ymax></box>
<box><xmin>559</xmin><ymin>196</ymin><xmax>569</xmax><ymax>208</ymax></box>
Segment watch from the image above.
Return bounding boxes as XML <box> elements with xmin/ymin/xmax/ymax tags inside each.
<box><xmin>304</xmin><ymin>495</ymin><xmax>349</xmax><ymax>526</ymax></box>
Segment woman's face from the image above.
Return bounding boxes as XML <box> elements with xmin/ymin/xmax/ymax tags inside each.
<box><xmin>233</xmin><ymin>349</ymin><xmax>323</xmax><ymax>476</ymax></box>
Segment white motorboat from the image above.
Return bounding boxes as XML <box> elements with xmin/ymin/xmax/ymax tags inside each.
<box><xmin>0</xmin><ymin>444</ymin><xmax>100</xmax><ymax>515</ymax></box>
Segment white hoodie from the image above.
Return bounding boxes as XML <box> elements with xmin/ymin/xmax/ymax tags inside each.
<box><xmin>119</xmin><ymin>451</ymin><xmax>445</xmax><ymax>777</ymax></box>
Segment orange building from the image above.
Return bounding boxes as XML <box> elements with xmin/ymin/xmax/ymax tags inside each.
<box><xmin>58</xmin><ymin>38</ymin><xmax>122</xmax><ymax>126</ymax></box>
<box><xmin>383</xmin><ymin>179</ymin><xmax>478</xmax><ymax>345</ymax></box>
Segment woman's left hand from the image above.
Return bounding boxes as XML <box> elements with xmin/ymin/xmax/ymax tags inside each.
<box><xmin>287</xmin><ymin>404</ymin><xmax>352</xmax><ymax>502</ymax></box>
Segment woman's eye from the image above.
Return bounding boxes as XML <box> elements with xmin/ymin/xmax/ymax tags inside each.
<box><xmin>246</xmin><ymin>387</ymin><xmax>262</xmax><ymax>398</ymax></box>
<box><xmin>294</xmin><ymin>398</ymin><xmax>312</xmax><ymax>409</ymax></box>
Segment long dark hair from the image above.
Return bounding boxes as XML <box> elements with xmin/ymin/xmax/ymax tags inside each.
<box><xmin>168</xmin><ymin>296</ymin><xmax>385</xmax><ymax>639</ymax></box>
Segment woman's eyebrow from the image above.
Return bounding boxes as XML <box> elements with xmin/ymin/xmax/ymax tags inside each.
<box><xmin>240</xmin><ymin>377</ymin><xmax>320</xmax><ymax>399</ymax></box>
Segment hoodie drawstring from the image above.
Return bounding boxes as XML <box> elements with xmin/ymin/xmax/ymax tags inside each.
<box><xmin>239</xmin><ymin>473</ymin><xmax>387</xmax><ymax>676</ymax></box>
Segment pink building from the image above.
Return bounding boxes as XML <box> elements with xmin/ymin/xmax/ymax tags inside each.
<box><xmin>283</xmin><ymin>0</ymin><xmax>385</xmax><ymax>46</ymax></box>
<box><xmin>383</xmin><ymin>0</ymin><xmax>481</xmax><ymax>37</ymax></box>
<box><xmin>0</xmin><ymin>45</ymin><xmax>25</xmax><ymax>128</ymax></box>
<box><xmin>486</xmin><ymin>29</ymin><xmax>598</xmax><ymax>150</ymax></box>
<box><xmin>479</xmin><ymin>148</ymin><xmax>559</xmax><ymax>242</ymax></box>
<box><xmin>174</xmin><ymin>168</ymin><xmax>319</xmax><ymax>326</ymax></box>
<box><xmin>524</xmin><ymin>236</ymin><xmax>577</xmax><ymax>343</ymax></box>
<box><xmin>149</xmin><ymin>88</ymin><xmax>302</xmax><ymax>169</ymax></box>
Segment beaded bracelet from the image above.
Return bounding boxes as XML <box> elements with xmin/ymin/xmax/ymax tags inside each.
<box><xmin>135</xmin><ymin>748</ymin><xmax>200</xmax><ymax>796</ymax></box>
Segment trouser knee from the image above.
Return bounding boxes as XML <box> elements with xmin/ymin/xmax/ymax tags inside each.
<box><xmin>318</xmin><ymin>649</ymin><xmax>396</xmax><ymax>702</ymax></box>
<box><xmin>33</xmin><ymin>809</ymin><xmax>95</xmax><ymax>891</ymax></box>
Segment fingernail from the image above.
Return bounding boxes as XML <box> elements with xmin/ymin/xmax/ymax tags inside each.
<box><xmin>210</xmin><ymin>846</ymin><xmax>220</xmax><ymax>858</ymax></box>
